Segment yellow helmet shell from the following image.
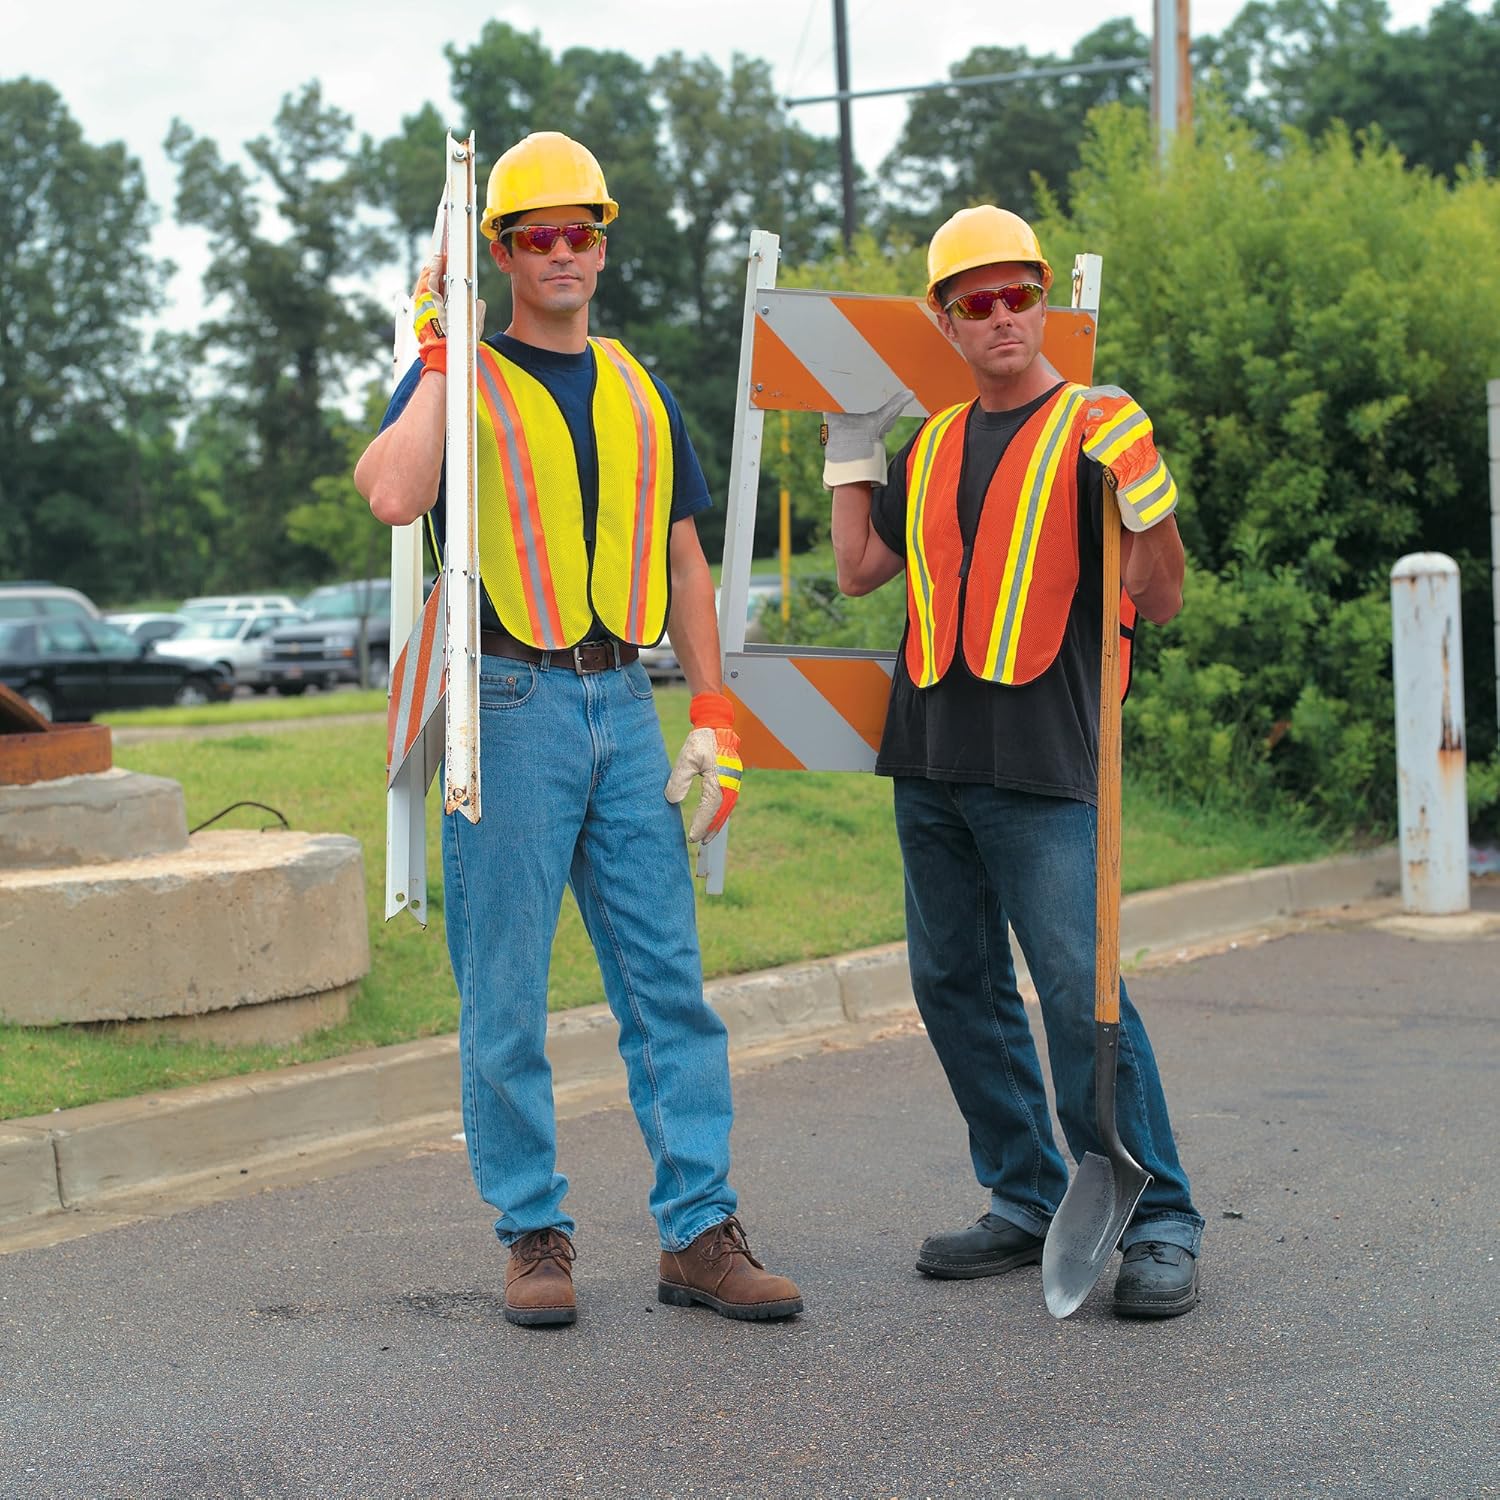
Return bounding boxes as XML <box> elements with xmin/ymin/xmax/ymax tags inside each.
<box><xmin>925</xmin><ymin>205</ymin><xmax>1053</xmax><ymax>313</ymax></box>
<box><xmin>479</xmin><ymin>132</ymin><xmax>619</xmax><ymax>241</ymax></box>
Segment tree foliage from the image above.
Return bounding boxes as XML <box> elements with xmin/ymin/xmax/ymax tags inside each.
<box><xmin>1036</xmin><ymin>101</ymin><xmax>1500</xmax><ymax>827</ymax></box>
<box><xmin>165</xmin><ymin>82</ymin><xmax>388</xmax><ymax>582</ymax></box>
<box><xmin>879</xmin><ymin>19</ymin><xmax>1150</xmax><ymax>232</ymax></box>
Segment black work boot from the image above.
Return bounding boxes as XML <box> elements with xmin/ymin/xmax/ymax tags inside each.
<box><xmin>1112</xmin><ymin>1241</ymin><xmax>1200</xmax><ymax>1318</ymax></box>
<box><xmin>916</xmin><ymin>1212</ymin><xmax>1045</xmax><ymax>1279</ymax></box>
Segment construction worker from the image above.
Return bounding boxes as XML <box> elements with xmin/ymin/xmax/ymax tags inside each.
<box><xmin>821</xmin><ymin>206</ymin><xmax>1204</xmax><ymax>1316</ymax></box>
<box><xmin>354</xmin><ymin>132</ymin><xmax>801</xmax><ymax>1328</ymax></box>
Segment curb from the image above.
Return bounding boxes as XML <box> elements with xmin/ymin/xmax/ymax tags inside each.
<box><xmin>1</xmin><ymin>846</ymin><xmax>1400</xmax><ymax>1239</ymax></box>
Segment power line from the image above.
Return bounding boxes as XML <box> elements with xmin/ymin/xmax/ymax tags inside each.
<box><xmin>786</xmin><ymin>56</ymin><xmax>1146</xmax><ymax>109</ymax></box>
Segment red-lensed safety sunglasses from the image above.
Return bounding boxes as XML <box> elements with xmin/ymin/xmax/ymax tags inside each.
<box><xmin>502</xmin><ymin>222</ymin><xmax>604</xmax><ymax>255</ymax></box>
<box><xmin>943</xmin><ymin>282</ymin><xmax>1046</xmax><ymax>320</ymax></box>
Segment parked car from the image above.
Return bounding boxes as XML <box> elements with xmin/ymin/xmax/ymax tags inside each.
<box><xmin>262</xmin><ymin>579</ymin><xmax>391</xmax><ymax>694</ymax></box>
<box><xmin>179</xmin><ymin>593</ymin><xmax>301</xmax><ymax>618</ymax></box>
<box><xmin>0</xmin><ymin>615</ymin><xmax>233</xmax><ymax>721</ymax></box>
<box><xmin>0</xmin><ymin>581</ymin><xmax>101</xmax><ymax>621</ymax></box>
<box><xmin>105</xmin><ymin>611</ymin><xmax>192</xmax><ymax>647</ymax></box>
<box><xmin>153</xmin><ymin>610</ymin><xmax>305</xmax><ymax>690</ymax></box>
<box><xmin>639</xmin><ymin>577</ymin><xmax>783</xmax><ymax>680</ymax></box>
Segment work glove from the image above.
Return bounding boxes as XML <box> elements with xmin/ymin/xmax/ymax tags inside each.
<box><xmin>665</xmin><ymin>691</ymin><xmax>743</xmax><ymax>845</ymax></box>
<box><xmin>1081</xmin><ymin>392</ymin><xmax>1179</xmax><ymax>532</ymax></box>
<box><xmin>412</xmin><ymin>258</ymin><xmax>448</xmax><ymax>376</ymax></box>
<box><xmin>820</xmin><ymin>387</ymin><xmax>914</xmax><ymax>488</ymax></box>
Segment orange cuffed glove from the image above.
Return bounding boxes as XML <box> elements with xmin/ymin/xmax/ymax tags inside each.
<box><xmin>412</xmin><ymin>259</ymin><xmax>447</xmax><ymax>376</ymax></box>
<box><xmin>664</xmin><ymin>691</ymin><xmax>743</xmax><ymax>844</ymax></box>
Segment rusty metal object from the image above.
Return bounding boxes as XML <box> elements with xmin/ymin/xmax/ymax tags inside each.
<box><xmin>0</xmin><ymin>684</ymin><xmax>113</xmax><ymax>785</ymax></box>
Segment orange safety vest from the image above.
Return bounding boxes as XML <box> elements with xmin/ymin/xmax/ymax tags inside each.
<box><xmin>903</xmin><ymin>383</ymin><xmax>1138</xmax><ymax>697</ymax></box>
<box><xmin>469</xmin><ymin>337</ymin><xmax>674</xmax><ymax>649</ymax></box>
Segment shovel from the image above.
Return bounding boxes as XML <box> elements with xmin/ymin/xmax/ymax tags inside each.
<box><xmin>1041</xmin><ymin>483</ymin><xmax>1152</xmax><ymax>1319</ymax></box>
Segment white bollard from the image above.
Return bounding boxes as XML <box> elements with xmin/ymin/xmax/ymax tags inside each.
<box><xmin>1390</xmin><ymin>553</ymin><xmax>1469</xmax><ymax>914</ymax></box>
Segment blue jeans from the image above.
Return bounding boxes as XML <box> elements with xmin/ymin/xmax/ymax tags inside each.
<box><xmin>892</xmin><ymin>778</ymin><xmax>1204</xmax><ymax>1254</ymax></box>
<box><xmin>442</xmin><ymin>653</ymin><xmax>736</xmax><ymax>1251</ymax></box>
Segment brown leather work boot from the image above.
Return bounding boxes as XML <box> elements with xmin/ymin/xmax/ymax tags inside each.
<box><xmin>657</xmin><ymin>1216</ymin><xmax>803</xmax><ymax>1320</ymax></box>
<box><xmin>504</xmin><ymin>1228</ymin><xmax>577</xmax><ymax>1327</ymax></box>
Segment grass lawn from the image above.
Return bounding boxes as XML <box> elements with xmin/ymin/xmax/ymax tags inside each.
<box><xmin>1</xmin><ymin>688</ymin><xmax>1339</xmax><ymax>1118</ymax></box>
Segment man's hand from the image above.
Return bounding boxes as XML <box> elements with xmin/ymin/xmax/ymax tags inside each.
<box><xmin>1081</xmin><ymin>395</ymin><xmax>1179</xmax><ymax>532</ymax></box>
<box><xmin>821</xmin><ymin>388</ymin><xmax>913</xmax><ymax>488</ymax></box>
<box><xmin>410</xmin><ymin>255</ymin><xmax>485</xmax><ymax>379</ymax></box>
<box><xmin>665</xmin><ymin>691</ymin><xmax>743</xmax><ymax>844</ymax></box>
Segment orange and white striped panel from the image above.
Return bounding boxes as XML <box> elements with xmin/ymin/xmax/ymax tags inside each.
<box><xmin>749</xmin><ymin>289</ymin><xmax>1098</xmax><ymax>415</ymax></box>
<box><xmin>724</xmin><ymin>649</ymin><xmax>896</xmax><ymax>772</ymax></box>
<box><xmin>387</xmin><ymin>577</ymin><xmax>447</xmax><ymax>786</ymax></box>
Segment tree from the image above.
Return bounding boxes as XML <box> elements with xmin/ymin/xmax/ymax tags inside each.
<box><xmin>878</xmin><ymin>19</ymin><xmax>1150</xmax><ymax>236</ymax></box>
<box><xmin>1035</xmin><ymin>100</ymin><xmax>1500</xmax><ymax>826</ymax></box>
<box><xmin>1199</xmin><ymin>0</ymin><xmax>1500</xmax><ymax>176</ymax></box>
<box><xmin>166</xmin><ymin>82</ymin><xmax>389</xmax><ymax>583</ymax></box>
<box><xmin>0</xmin><ymin>78</ymin><xmax>166</xmax><ymax>583</ymax></box>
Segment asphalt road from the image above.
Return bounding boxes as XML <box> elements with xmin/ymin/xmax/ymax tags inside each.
<box><xmin>2</xmin><ymin>913</ymin><xmax>1496</xmax><ymax>1500</ymax></box>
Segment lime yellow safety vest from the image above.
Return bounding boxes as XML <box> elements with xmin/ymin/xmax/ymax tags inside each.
<box><xmin>471</xmin><ymin>337</ymin><xmax>674</xmax><ymax>649</ymax></box>
<box><xmin>903</xmin><ymin>382</ymin><xmax>1147</xmax><ymax>696</ymax></box>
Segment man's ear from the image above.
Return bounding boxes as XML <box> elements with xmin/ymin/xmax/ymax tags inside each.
<box><xmin>489</xmin><ymin>238</ymin><xmax>510</xmax><ymax>273</ymax></box>
<box><xmin>937</xmin><ymin>310</ymin><xmax>958</xmax><ymax>346</ymax></box>
<box><xmin>597</xmin><ymin>234</ymin><xmax>607</xmax><ymax>271</ymax></box>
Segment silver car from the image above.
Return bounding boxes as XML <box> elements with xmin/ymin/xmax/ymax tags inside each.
<box><xmin>152</xmin><ymin>611</ymin><xmax>305</xmax><ymax>690</ymax></box>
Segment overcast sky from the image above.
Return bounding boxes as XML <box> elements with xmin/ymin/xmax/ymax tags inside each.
<box><xmin>12</xmin><ymin>0</ymin><xmax>1446</xmax><ymax>331</ymax></box>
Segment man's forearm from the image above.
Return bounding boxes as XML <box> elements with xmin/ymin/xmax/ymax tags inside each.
<box><xmin>832</xmin><ymin>482</ymin><xmax>903</xmax><ymax>596</ymax></box>
<box><xmin>666</xmin><ymin>521</ymin><xmax>724</xmax><ymax>697</ymax></box>
<box><xmin>354</xmin><ymin>371</ymin><xmax>446</xmax><ymax>527</ymax></box>
<box><xmin>1121</xmin><ymin>515</ymin><xmax>1185</xmax><ymax>624</ymax></box>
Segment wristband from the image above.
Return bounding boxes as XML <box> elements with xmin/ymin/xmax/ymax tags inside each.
<box><xmin>418</xmin><ymin>341</ymin><xmax>447</xmax><ymax>377</ymax></box>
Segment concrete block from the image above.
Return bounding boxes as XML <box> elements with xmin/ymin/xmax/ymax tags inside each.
<box><xmin>706</xmin><ymin>963</ymin><xmax>844</xmax><ymax>1046</ymax></box>
<box><xmin>0</xmin><ymin>769</ymin><xmax>187</xmax><ymax>869</ymax></box>
<box><xmin>0</xmin><ymin>829</ymin><xmax>369</xmax><ymax>1026</ymax></box>
<box><xmin>0</xmin><ymin>1127</ymin><xmax>61</xmax><ymax>1225</ymax></box>
<box><xmin>41</xmin><ymin>1037</ymin><xmax>459</xmax><ymax>1204</ymax></box>
<box><xmin>835</xmin><ymin>946</ymin><xmax>915</xmax><ymax>1021</ymax></box>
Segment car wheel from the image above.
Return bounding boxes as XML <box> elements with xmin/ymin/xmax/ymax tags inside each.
<box><xmin>276</xmin><ymin>683</ymin><xmax>308</xmax><ymax>697</ymax></box>
<box><xmin>367</xmin><ymin>651</ymin><xmax>390</xmax><ymax>691</ymax></box>
<box><xmin>23</xmin><ymin>686</ymin><xmax>55</xmax><ymax>721</ymax></box>
<box><xmin>174</xmin><ymin>677</ymin><xmax>213</xmax><ymax>708</ymax></box>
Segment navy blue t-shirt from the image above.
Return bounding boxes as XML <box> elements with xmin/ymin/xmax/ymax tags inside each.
<box><xmin>379</xmin><ymin>332</ymin><xmax>712</xmax><ymax>638</ymax></box>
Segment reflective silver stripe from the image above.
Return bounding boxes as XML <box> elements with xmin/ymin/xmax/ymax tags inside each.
<box><xmin>480</xmin><ymin>356</ymin><xmax>557</xmax><ymax>646</ymax></box>
<box><xmin>1123</xmin><ymin>458</ymin><xmax>1175</xmax><ymax>519</ymax></box>
<box><xmin>1084</xmin><ymin>404</ymin><xmax>1148</xmax><ymax>462</ymax></box>
<box><xmin>991</xmin><ymin>389</ymin><xmax>1085</xmax><ymax>680</ymax></box>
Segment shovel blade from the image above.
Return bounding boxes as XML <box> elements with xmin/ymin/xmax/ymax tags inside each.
<box><xmin>1042</xmin><ymin>1150</ymin><xmax>1152</xmax><ymax>1319</ymax></box>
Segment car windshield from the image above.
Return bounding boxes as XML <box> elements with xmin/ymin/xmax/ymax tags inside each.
<box><xmin>181</xmin><ymin>618</ymin><xmax>245</xmax><ymax>640</ymax></box>
<box><xmin>302</xmin><ymin>586</ymin><xmax>387</xmax><ymax>620</ymax></box>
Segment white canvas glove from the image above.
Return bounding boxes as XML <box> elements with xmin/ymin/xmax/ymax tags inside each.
<box><xmin>821</xmin><ymin>388</ymin><xmax>913</xmax><ymax>487</ymax></box>
<box><xmin>665</xmin><ymin>693</ymin><xmax>742</xmax><ymax>844</ymax></box>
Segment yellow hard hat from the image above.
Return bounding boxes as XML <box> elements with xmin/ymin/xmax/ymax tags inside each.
<box><xmin>479</xmin><ymin>131</ymin><xmax>619</xmax><ymax>241</ymax></box>
<box><xmin>925</xmin><ymin>205</ymin><xmax>1053</xmax><ymax>313</ymax></box>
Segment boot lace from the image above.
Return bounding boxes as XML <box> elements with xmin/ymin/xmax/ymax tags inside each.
<box><xmin>699</xmin><ymin>1215</ymin><xmax>764</xmax><ymax>1268</ymax></box>
<box><xmin>513</xmin><ymin>1228</ymin><xmax>576</xmax><ymax>1268</ymax></box>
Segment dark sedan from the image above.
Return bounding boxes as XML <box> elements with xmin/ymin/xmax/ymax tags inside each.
<box><xmin>0</xmin><ymin>615</ymin><xmax>233</xmax><ymax>721</ymax></box>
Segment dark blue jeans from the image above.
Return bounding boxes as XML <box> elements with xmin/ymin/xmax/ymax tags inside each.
<box><xmin>893</xmin><ymin>777</ymin><xmax>1204</xmax><ymax>1254</ymax></box>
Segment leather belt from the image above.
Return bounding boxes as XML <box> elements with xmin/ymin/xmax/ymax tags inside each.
<box><xmin>479</xmin><ymin>629</ymin><xmax>637</xmax><ymax>674</ymax></box>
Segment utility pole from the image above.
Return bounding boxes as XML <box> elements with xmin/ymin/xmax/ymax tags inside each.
<box><xmin>1153</xmin><ymin>0</ymin><xmax>1193</xmax><ymax>157</ymax></box>
<box><xmin>832</xmin><ymin>0</ymin><xmax>857</xmax><ymax>249</ymax></box>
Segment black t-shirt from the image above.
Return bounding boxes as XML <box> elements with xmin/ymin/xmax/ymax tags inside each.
<box><xmin>868</xmin><ymin>383</ymin><xmax>1109</xmax><ymax>805</ymax></box>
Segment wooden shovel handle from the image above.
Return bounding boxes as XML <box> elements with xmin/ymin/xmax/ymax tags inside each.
<box><xmin>1096</xmin><ymin>483</ymin><xmax>1123</xmax><ymax>1028</ymax></box>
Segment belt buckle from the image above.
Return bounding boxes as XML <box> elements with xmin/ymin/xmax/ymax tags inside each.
<box><xmin>572</xmin><ymin>640</ymin><xmax>620</xmax><ymax>674</ymax></box>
